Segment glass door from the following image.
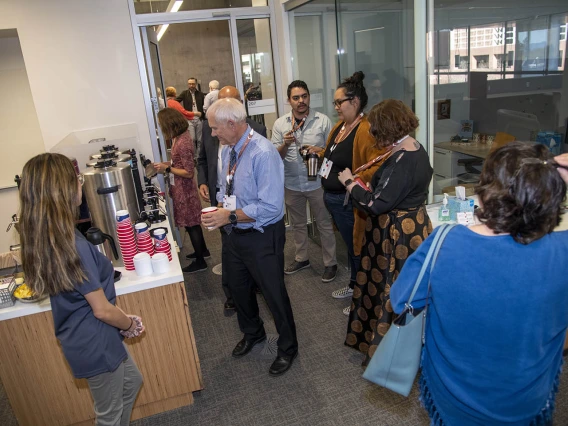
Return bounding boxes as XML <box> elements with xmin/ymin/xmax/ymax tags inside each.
<box><xmin>139</xmin><ymin>27</ymin><xmax>182</xmax><ymax>245</ymax></box>
<box><xmin>236</xmin><ymin>18</ymin><xmax>279</xmax><ymax>138</ymax></box>
<box><xmin>136</xmin><ymin>10</ymin><xmax>281</xmax><ymax>244</ymax></box>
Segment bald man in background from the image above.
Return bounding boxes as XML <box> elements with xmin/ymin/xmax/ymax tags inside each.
<box><xmin>196</xmin><ymin>86</ymin><xmax>267</xmax><ymax>310</ymax></box>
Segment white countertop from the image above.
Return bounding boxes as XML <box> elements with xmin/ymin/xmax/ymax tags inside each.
<box><xmin>0</xmin><ymin>217</ymin><xmax>183</xmax><ymax>322</ymax></box>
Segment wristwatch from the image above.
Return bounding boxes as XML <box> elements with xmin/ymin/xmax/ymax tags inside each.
<box><xmin>229</xmin><ymin>210</ymin><xmax>238</xmax><ymax>225</ymax></box>
<box><xmin>344</xmin><ymin>178</ymin><xmax>353</xmax><ymax>187</ymax></box>
<box><xmin>165</xmin><ymin>166</ymin><xmax>171</xmax><ymax>174</ymax></box>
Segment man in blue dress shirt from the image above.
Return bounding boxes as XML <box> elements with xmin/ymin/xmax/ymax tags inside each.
<box><xmin>202</xmin><ymin>98</ymin><xmax>298</xmax><ymax>376</ymax></box>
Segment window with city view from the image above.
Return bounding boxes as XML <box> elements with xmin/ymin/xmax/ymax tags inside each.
<box><xmin>432</xmin><ymin>14</ymin><xmax>567</xmax><ymax>85</ymax></box>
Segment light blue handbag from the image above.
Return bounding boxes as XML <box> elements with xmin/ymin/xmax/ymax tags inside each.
<box><xmin>362</xmin><ymin>224</ymin><xmax>456</xmax><ymax>397</ymax></box>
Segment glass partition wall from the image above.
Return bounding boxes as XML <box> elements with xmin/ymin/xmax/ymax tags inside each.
<box><xmin>288</xmin><ymin>0</ymin><xmax>416</xmax><ymax>122</ymax></box>
<box><xmin>430</xmin><ymin>0</ymin><xmax>568</xmax><ymax>199</ymax></box>
<box><xmin>134</xmin><ymin>0</ymin><xmax>268</xmax><ymax>14</ymax></box>
<box><xmin>289</xmin><ymin>0</ymin><xmax>568</xmax><ymax>203</ymax></box>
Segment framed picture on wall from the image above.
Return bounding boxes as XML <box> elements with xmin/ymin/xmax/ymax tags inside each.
<box><xmin>437</xmin><ymin>99</ymin><xmax>451</xmax><ymax>120</ymax></box>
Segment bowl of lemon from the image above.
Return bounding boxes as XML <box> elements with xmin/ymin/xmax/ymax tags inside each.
<box><xmin>14</xmin><ymin>282</ymin><xmax>47</xmax><ymax>303</ymax></box>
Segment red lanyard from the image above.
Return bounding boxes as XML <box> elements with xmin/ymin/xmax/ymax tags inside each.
<box><xmin>291</xmin><ymin>115</ymin><xmax>307</xmax><ymax>133</ymax></box>
<box><xmin>353</xmin><ymin>135</ymin><xmax>410</xmax><ymax>174</ymax></box>
<box><xmin>334</xmin><ymin>113</ymin><xmax>363</xmax><ymax>144</ymax></box>
<box><xmin>354</xmin><ymin>149</ymin><xmax>393</xmax><ymax>174</ymax></box>
<box><xmin>227</xmin><ymin>129</ymin><xmax>254</xmax><ymax>182</ymax></box>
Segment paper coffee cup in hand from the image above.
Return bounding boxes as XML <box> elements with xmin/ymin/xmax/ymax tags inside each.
<box><xmin>201</xmin><ymin>207</ymin><xmax>218</xmax><ymax>230</ymax></box>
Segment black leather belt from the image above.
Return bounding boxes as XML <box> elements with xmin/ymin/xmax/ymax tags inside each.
<box><xmin>220</xmin><ymin>226</ymin><xmax>257</xmax><ymax>235</ymax></box>
<box><xmin>232</xmin><ymin>227</ymin><xmax>257</xmax><ymax>234</ymax></box>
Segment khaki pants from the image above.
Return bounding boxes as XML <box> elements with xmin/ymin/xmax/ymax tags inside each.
<box><xmin>285</xmin><ymin>186</ymin><xmax>337</xmax><ymax>267</ymax></box>
<box><xmin>86</xmin><ymin>345</ymin><xmax>143</xmax><ymax>426</ymax></box>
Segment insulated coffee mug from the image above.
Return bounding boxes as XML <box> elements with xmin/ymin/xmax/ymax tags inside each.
<box><xmin>201</xmin><ymin>207</ymin><xmax>218</xmax><ymax>230</ymax></box>
<box><xmin>307</xmin><ymin>153</ymin><xmax>319</xmax><ymax>181</ymax></box>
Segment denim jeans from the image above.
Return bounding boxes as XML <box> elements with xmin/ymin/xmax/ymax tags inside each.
<box><xmin>323</xmin><ymin>191</ymin><xmax>360</xmax><ymax>287</ymax></box>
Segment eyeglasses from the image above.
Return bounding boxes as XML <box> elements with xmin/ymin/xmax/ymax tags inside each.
<box><xmin>333</xmin><ymin>97</ymin><xmax>353</xmax><ymax>108</ymax></box>
<box><xmin>78</xmin><ymin>173</ymin><xmax>85</xmax><ymax>186</ymax></box>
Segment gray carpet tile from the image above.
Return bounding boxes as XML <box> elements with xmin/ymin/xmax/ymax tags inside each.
<box><xmin>2</xmin><ymin>226</ymin><xmax>568</xmax><ymax>425</ymax></box>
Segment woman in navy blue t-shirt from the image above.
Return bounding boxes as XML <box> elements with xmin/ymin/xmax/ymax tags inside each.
<box><xmin>18</xmin><ymin>153</ymin><xmax>144</xmax><ymax>426</ymax></box>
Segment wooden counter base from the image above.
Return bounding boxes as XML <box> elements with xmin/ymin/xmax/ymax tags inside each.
<box><xmin>0</xmin><ymin>282</ymin><xmax>202</xmax><ymax>426</ymax></box>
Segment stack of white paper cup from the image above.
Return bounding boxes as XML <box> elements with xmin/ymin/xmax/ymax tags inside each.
<box><xmin>133</xmin><ymin>252</ymin><xmax>153</xmax><ymax>276</ymax></box>
<box><xmin>151</xmin><ymin>253</ymin><xmax>170</xmax><ymax>274</ymax></box>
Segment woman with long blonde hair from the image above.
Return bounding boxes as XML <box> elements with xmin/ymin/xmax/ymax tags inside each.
<box><xmin>19</xmin><ymin>153</ymin><xmax>143</xmax><ymax>426</ymax></box>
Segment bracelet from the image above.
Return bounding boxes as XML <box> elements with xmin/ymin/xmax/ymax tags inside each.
<box><xmin>123</xmin><ymin>318</ymin><xmax>134</xmax><ymax>332</ymax></box>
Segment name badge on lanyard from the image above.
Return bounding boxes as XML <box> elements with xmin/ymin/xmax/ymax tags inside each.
<box><xmin>223</xmin><ymin>195</ymin><xmax>237</xmax><ymax>210</ymax></box>
<box><xmin>319</xmin><ymin>158</ymin><xmax>332</xmax><ymax>179</ymax></box>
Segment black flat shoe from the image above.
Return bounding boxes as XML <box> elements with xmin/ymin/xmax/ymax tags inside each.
<box><xmin>182</xmin><ymin>261</ymin><xmax>208</xmax><ymax>274</ymax></box>
<box><xmin>269</xmin><ymin>352</ymin><xmax>298</xmax><ymax>376</ymax></box>
<box><xmin>232</xmin><ymin>336</ymin><xmax>266</xmax><ymax>358</ymax></box>
<box><xmin>185</xmin><ymin>250</ymin><xmax>211</xmax><ymax>260</ymax></box>
<box><xmin>224</xmin><ymin>298</ymin><xmax>236</xmax><ymax>311</ymax></box>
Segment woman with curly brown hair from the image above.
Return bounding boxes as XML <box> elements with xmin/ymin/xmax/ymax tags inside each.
<box><xmin>389</xmin><ymin>142</ymin><xmax>568</xmax><ymax>425</ymax></box>
<box><xmin>338</xmin><ymin>99</ymin><xmax>433</xmax><ymax>362</ymax></box>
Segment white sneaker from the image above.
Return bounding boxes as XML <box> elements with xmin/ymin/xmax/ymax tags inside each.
<box><xmin>332</xmin><ymin>286</ymin><xmax>353</xmax><ymax>299</ymax></box>
<box><xmin>343</xmin><ymin>306</ymin><xmax>351</xmax><ymax>316</ymax></box>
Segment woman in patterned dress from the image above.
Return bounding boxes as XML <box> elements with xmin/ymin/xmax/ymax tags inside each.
<box><xmin>338</xmin><ymin>99</ymin><xmax>433</xmax><ymax>364</ymax></box>
<box><xmin>154</xmin><ymin>108</ymin><xmax>209</xmax><ymax>273</ymax></box>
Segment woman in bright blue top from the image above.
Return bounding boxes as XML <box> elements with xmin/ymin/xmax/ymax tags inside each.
<box><xmin>391</xmin><ymin>142</ymin><xmax>568</xmax><ymax>425</ymax></box>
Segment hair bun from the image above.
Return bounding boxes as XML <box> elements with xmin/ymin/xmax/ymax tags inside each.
<box><xmin>351</xmin><ymin>71</ymin><xmax>365</xmax><ymax>85</ymax></box>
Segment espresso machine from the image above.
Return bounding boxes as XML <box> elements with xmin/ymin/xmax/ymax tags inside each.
<box><xmin>138</xmin><ymin>153</ymin><xmax>166</xmax><ymax>224</ymax></box>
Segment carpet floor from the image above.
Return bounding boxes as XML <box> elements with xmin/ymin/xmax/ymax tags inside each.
<box><xmin>2</xmin><ymin>227</ymin><xmax>568</xmax><ymax>425</ymax></box>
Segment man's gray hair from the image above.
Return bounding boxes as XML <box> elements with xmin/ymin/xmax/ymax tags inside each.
<box><xmin>209</xmin><ymin>80</ymin><xmax>220</xmax><ymax>90</ymax></box>
<box><xmin>206</xmin><ymin>98</ymin><xmax>247</xmax><ymax>124</ymax></box>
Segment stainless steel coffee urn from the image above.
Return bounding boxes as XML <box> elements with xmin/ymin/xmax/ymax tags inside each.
<box><xmin>86</xmin><ymin>152</ymin><xmax>131</xmax><ymax>168</ymax></box>
<box><xmin>82</xmin><ymin>159</ymin><xmax>140</xmax><ymax>266</ymax></box>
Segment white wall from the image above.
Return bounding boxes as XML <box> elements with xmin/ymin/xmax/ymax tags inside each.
<box><xmin>0</xmin><ymin>35</ymin><xmax>44</xmax><ymax>189</ymax></box>
<box><xmin>0</xmin><ymin>33</ymin><xmax>45</xmax><ymax>251</ymax></box>
<box><xmin>0</xmin><ymin>0</ymin><xmax>153</xmax><ymax>251</ymax></box>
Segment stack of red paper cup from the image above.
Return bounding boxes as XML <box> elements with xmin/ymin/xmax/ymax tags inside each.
<box><xmin>153</xmin><ymin>228</ymin><xmax>172</xmax><ymax>261</ymax></box>
<box><xmin>116</xmin><ymin>210</ymin><xmax>137</xmax><ymax>271</ymax></box>
<box><xmin>135</xmin><ymin>223</ymin><xmax>155</xmax><ymax>256</ymax></box>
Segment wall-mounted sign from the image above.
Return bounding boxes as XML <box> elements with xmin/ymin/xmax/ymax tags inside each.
<box><xmin>247</xmin><ymin>98</ymin><xmax>276</xmax><ymax>115</ymax></box>
<box><xmin>310</xmin><ymin>93</ymin><xmax>323</xmax><ymax>108</ymax></box>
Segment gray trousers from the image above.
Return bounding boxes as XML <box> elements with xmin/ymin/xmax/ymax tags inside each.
<box><xmin>86</xmin><ymin>345</ymin><xmax>143</xmax><ymax>426</ymax></box>
<box><xmin>285</xmin><ymin>186</ymin><xmax>337</xmax><ymax>267</ymax></box>
<box><xmin>190</xmin><ymin>118</ymin><xmax>203</xmax><ymax>157</ymax></box>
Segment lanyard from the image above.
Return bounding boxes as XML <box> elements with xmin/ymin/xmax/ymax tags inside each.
<box><xmin>353</xmin><ymin>135</ymin><xmax>410</xmax><ymax>174</ymax></box>
<box><xmin>291</xmin><ymin>115</ymin><xmax>307</xmax><ymax>133</ymax></box>
<box><xmin>330</xmin><ymin>113</ymin><xmax>364</xmax><ymax>154</ymax></box>
<box><xmin>227</xmin><ymin>129</ymin><xmax>254</xmax><ymax>182</ymax></box>
<box><xmin>354</xmin><ymin>150</ymin><xmax>393</xmax><ymax>174</ymax></box>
